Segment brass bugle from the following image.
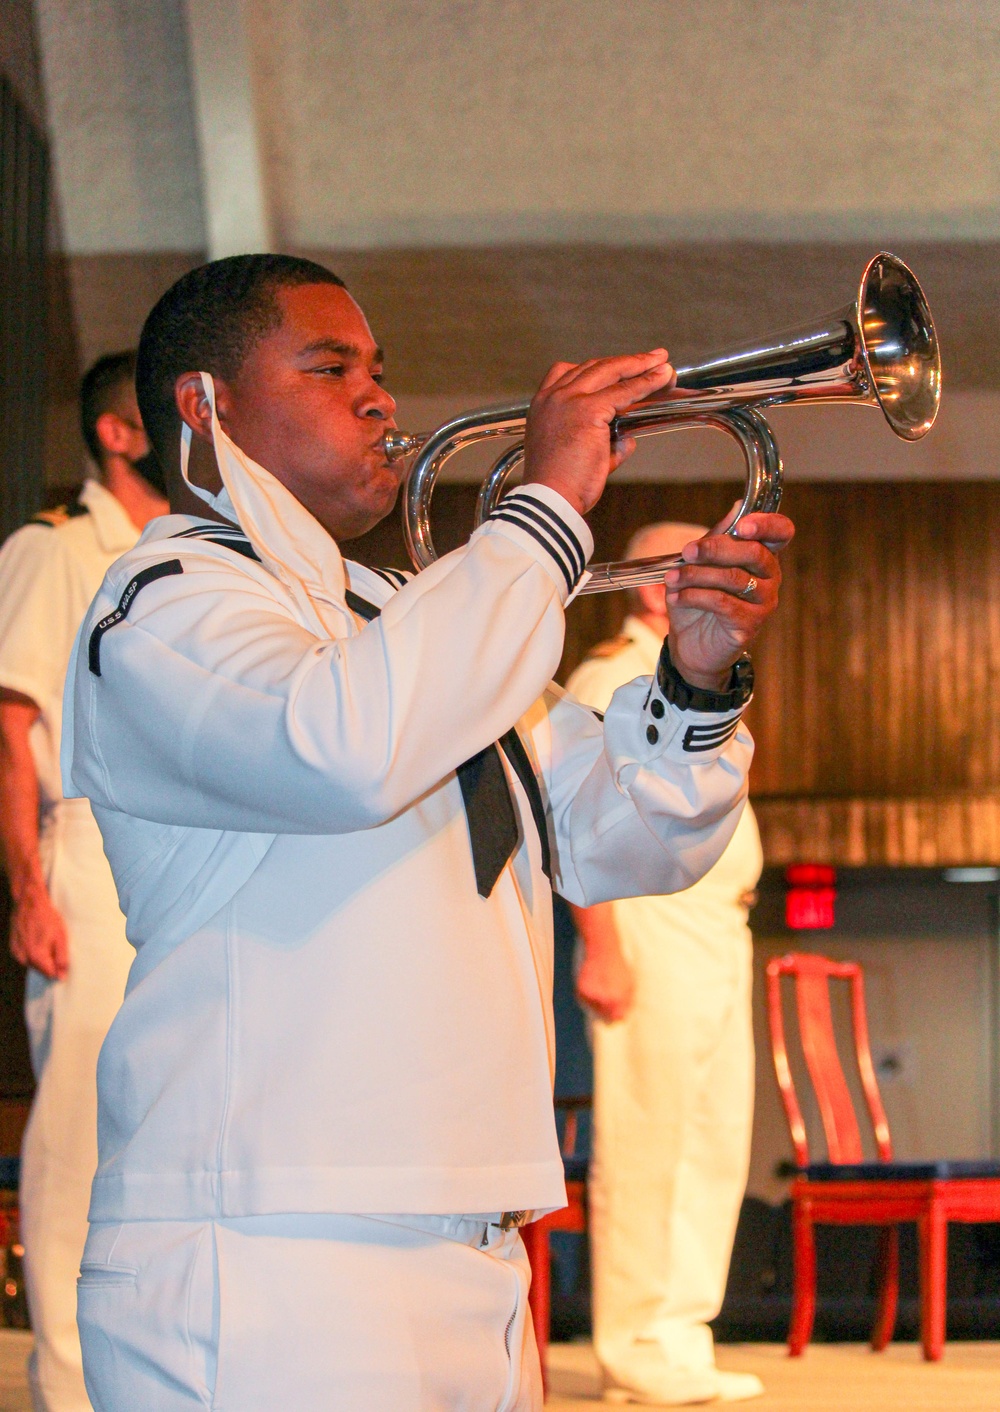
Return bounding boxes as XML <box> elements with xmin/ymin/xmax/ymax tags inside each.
<box><xmin>386</xmin><ymin>251</ymin><xmax>940</xmax><ymax>594</ymax></box>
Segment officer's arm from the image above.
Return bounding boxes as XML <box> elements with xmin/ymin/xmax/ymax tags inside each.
<box><xmin>570</xmin><ymin>900</ymin><xmax>635</xmax><ymax>1023</ymax></box>
<box><xmin>0</xmin><ymin>691</ymin><xmax>70</xmax><ymax>978</ymax></box>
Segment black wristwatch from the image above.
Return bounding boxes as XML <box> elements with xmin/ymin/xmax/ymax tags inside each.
<box><xmin>656</xmin><ymin>638</ymin><xmax>754</xmax><ymax>713</ymax></box>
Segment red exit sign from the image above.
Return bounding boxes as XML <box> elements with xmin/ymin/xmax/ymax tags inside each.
<box><xmin>785</xmin><ymin>864</ymin><xmax>837</xmax><ymax>929</ymax></box>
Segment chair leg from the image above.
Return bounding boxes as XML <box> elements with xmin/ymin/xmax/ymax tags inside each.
<box><xmin>521</xmin><ymin>1221</ymin><xmax>552</xmax><ymax>1397</ymax></box>
<box><xmin>918</xmin><ymin>1202</ymin><xmax>947</xmax><ymax>1362</ymax></box>
<box><xmin>789</xmin><ymin>1199</ymin><xmax>817</xmax><ymax>1356</ymax></box>
<box><xmin>870</xmin><ymin>1225</ymin><xmax>899</xmax><ymax>1352</ymax></box>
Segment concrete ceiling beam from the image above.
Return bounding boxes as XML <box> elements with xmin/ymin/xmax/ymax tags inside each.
<box><xmin>183</xmin><ymin>0</ymin><xmax>274</xmax><ymax>260</ymax></box>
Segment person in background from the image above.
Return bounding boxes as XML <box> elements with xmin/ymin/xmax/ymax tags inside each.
<box><xmin>568</xmin><ymin>521</ymin><xmax>764</xmax><ymax>1406</ymax></box>
<box><xmin>0</xmin><ymin>351</ymin><xmax>167</xmax><ymax>1411</ymax></box>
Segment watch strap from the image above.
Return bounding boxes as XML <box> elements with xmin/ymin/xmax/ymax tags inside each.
<box><xmin>656</xmin><ymin>638</ymin><xmax>754</xmax><ymax>713</ymax></box>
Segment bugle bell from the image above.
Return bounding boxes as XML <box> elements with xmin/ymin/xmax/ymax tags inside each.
<box><xmin>384</xmin><ymin>251</ymin><xmax>940</xmax><ymax>595</ymax></box>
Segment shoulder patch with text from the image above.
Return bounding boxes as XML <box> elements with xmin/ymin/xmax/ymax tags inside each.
<box><xmin>88</xmin><ymin>560</ymin><xmax>184</xmax><ymax>677</ymax></box>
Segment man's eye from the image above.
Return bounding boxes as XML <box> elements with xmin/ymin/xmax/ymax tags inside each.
<box><xmin>315</xmin><ymin>364</ymin><xmax>345</xmax><ymax>377</ymax></box>
<box><xmin>372</xmin><ymin>373</ymin><xmax>385</xmax><ymax>385</ymax></box>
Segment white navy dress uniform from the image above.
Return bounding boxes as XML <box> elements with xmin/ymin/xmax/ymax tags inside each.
<box><xmin>568</xmin><ymin>617</ymin><xmax>763</xmax><ymax>1403</ymax></box>
<box><xmin>0</xmin><ymin>480</ymin><xmax>139</xmax><ymax>1412</ymax></box>
<box><xmin>62</xmin><ymin>376</ymin><xmax>756</xmax><ymax>1411</ymax></box>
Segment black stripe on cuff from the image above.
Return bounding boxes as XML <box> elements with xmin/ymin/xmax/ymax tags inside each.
<box><xmin>501</xmin><ymin>492</ymin><xmax>586</xmax><ymax>579</ymax></box>
<box><xmin>681</xmin><ymin>715</ymin><xmax>743</xmax><ymax>753</ymax></box>
<box><xmin>489</xmin><ymin>511</ymin><xmax>575</xmax><ymax>594</ymax></box>
<box><xmin>489</xmin><ymin>501</ymin><xmax>581</xmax><ymax>587</ymax></box>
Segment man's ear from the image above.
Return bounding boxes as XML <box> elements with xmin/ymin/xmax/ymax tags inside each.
<box><xmin>93</xmin><ymin>411</ymin><xmax>133</xmax><ymax>458</ymax></box>
<box><xmin>174</xmin><ymin>372</ymin><xmax>217</xmax><ymax>443</ymax></box>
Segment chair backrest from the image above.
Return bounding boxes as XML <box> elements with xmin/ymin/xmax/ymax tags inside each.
<box><xmin>554</xmin><ymin>1094</ymin><xmax>591</xmax><ymax>1159</ymax></box>
<box><xmin>766</xmin><ymin>952</ymin><xmax>893</xmax><ymax>1168</ymax></box>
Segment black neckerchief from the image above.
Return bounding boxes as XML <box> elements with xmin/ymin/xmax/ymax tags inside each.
<box><xmin>346</xmin><ymin>587</ymin><xmax>551</xmax><ymax>895</ymax></box>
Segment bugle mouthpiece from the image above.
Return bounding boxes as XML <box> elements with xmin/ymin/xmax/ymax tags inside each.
<box><xmin>383</xmin><ymin>430</ymin><xmax>428</xmax><ymax>463</ymax></box>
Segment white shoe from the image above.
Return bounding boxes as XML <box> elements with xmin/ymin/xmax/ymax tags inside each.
<box><xmin>603</xmin><ymin>1368</ymin><xmax>765</xmax><ymax>1406</ymax></box>
<box><xmin>603</xmin><ymin>1368</ymin><xmax>721</xmax><ymax>1405</ymax></box>
<box><xmin>713</xmin><ymin>1370</ymin><xmax>765</xmax><ymax>1403</ymax></box>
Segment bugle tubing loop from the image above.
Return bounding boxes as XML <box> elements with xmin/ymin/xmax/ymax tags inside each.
<box><xmin>387</xmin><ymin>252</ymin><xmax>940</xmax><ymax>595</ymax></box>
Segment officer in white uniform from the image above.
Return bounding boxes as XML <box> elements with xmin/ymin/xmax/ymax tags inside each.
<box><xmin>0</xmin><ymin>352</ymin><xmax>167</xmax><ymax>1411</ymax></box>
<box><xmin>568</xmin><ymin>522</ymin><xmax>764</xmax><ymax>1406</ymax></box>
<box><xmin>61</xmin><ymin>256</ymin><xmax>793</xmax><ymax>1411</ymax></box>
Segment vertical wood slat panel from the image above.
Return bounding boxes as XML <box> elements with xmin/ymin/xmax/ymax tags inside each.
<box><xmin>0</xmin><ymin>73</ymin><xmax>48</xmax><ymax>543</ymax></box>
<box><xmin>344</xmin><ymin>479</ymin><xmax>1000</xmax><ymax>863</ymax></box>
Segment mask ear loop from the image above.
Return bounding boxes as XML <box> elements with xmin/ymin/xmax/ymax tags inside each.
<box><xmin>178</xmin><ymin>373</ymin><xmax>231</xmax><ymax>516</ymax></box>
<box><xmin>178</xmin><ymin>419</ymin><xmax>196</xmax><ymax>489</ymax></box>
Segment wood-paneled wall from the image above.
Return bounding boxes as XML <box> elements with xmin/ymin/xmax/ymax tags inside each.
<box><xmin>345</xmin><ymin>480</ymin><xmax>1000</xmax><ymax>865</ymax></box>
<box><xmin>0</xmin><ymin>73</ymin><xmax>48</xmax><ymax>537</ymax></box>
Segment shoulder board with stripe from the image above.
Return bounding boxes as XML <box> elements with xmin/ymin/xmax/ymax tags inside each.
<box><xmin>28</xmin><ymin>496</ymin><xmax>89</xmax><ymax>528</ymax></box>
<box><xmin>584</xmin><ymin>634</ymin><xmax>632</xmax><ymax>661</ymax></box>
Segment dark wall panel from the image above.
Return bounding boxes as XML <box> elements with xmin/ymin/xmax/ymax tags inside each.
<box><xmin>0</xmin><ymin>72</ymin><xmax>47</xmax><ymax>539</ymax></box>
<box><xmin>345</xmin><ymin>479</ymin><xmax>1000</xmax><ymax>864</ymax></box>
<box><xmin>314</xmin><ymin>242</ymin><xmax>999</xmax><ymax>397</ymax></box>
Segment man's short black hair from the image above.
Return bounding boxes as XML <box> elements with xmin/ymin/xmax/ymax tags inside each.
<box><xmin>80</xmin><ymin>350</ymin><xmax>138</xmax><ymax>463</ymax></box>
<box><xmin>135</xmin><ymin>254</ymin><xmax>346</xmax><ymax>471</ymax></box>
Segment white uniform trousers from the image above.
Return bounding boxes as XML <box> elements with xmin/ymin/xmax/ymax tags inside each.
<box><xmin>20</xmin><ymin>802</ymin><xmax>133</xmax><ymax>1412</ymax></box>
<box><xmin>588</xmin><ymin>918</ymin><xmax>754</xmax><ymax>1385</ymax></box>
<box><xmin>77</xmin><ymin>1212</ymin><xmax>543</xmax><ymax>1411</ymax></box>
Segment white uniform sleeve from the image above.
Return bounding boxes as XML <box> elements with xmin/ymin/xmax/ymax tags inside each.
<box><xmin>0</xmin><ymin>526</ymin><xmax>89</xmax><ymax>710</ymax></box>
<box><xmin>537</xmin><ymin>674</ymin><xmax>752</xmax><ymax>908</ymax></box>
<box><xmin>562</xmin><ymin>653</ymin><xmax>623</xmax><ymax>717</ymax></box>
<box><xmin>66</xmin><ymin>490</ymin><xmax>593</xmax><ymax>834</ymax></box>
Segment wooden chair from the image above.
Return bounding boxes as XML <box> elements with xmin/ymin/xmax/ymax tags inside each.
<box><xmin>767</xmin><ymin>951</ymin><xmax>1000</xmax><ymax>1360</ymax></box>
<box><xmin>521</xmin><ymin>1094</ymin><xmax>590</xmax><ymax>1396</ymax></box>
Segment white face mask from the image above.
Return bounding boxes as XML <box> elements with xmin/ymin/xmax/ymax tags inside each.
<box><xmin>178</xmin><ymin>372</ymin><xmax>350</xmax><ymax>633</ymax></box>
